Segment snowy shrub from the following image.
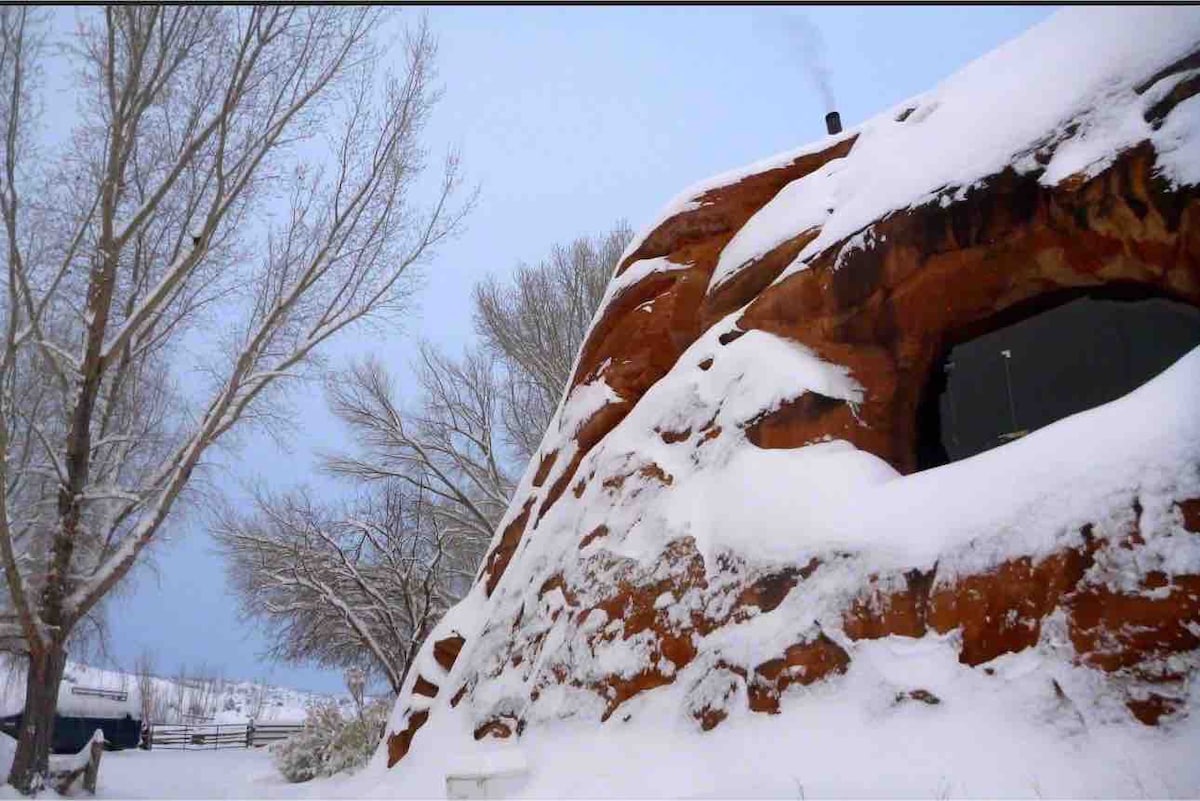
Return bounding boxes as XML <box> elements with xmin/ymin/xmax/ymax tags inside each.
<box><xmin>272</xmin><ymin>699</ymin><xmax>390</xmax><ymax>782</ymax></box>
<box><xmin>324</xmin><ymin>699</ymin><xmax>390</xmax><ymax>777</ymax></box>
<box><xmin>272</xmin><ymin>703</ymin><xmax>341</xmax><ymax>783</ymax></box>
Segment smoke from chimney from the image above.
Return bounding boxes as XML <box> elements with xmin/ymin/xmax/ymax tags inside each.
<box><xmin>781</xmin><ymin>13</ymin><xmax>837</xmax><ymax>114</ymax></box>
<box><xmin>755</xmin><ymin>11</ymin><xmax>842</xmax><ymax>136</ymax></box>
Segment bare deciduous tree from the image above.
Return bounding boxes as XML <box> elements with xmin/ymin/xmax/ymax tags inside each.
<box><xmin>170</xmin><ymin>665</ymin><xmax>188</xmax><ymax>724</ymax></box>
<box><xmin>185</xmin><ymin>662</ymin><xmax>220</xmax><ymax>720</ymax></box>
<box><xmin>133</xmin><ymin>649</ymin><xmax>161</xmax><ymax>728</ymax></box>
<box><xmin>345</xmin><ymin>666</ymin><xmax>365</xmax><ymax>720</ymax></box>
<box><xmin>474</xmin><ymin>222</ymin><xmax>632</xmax><ymax>461</ymax></box>
<box><xmin>326</xmin><ymin>350</ymin><xmax>515</xmax><ymax>546</ymax></box>
<box><xmin>245</xmin><ymin>678</ymin><xmax>268</xmax><ymax>722</ymax></box>
<box><xmin>217</xmin><ymin>481</ymin><xmax>477</xmax><ymax>693</ymax></box>
<box><xmin>0</xmin><ymin>6</ymin><xmax>465</xmax><ymax>790</ymax></box>
<box><xmin>217</xmin><ymin>347</ymin><xmax>507</xmax><ymax>693</ymax></box>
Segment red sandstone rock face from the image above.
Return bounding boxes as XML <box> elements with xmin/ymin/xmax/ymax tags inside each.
<box><xmin>739</xmin><ymin>145</ymin><xmax>1200</xmax><ymax>474</ymax></box>
<box><xmin>386</xmin><ymin>632</ymin><xmax>467</xmax><ymax>767</ymax></box>
<box><xmin>747</xmin><ymin>635</ymin><xmax>851</xmax><ymax>715</ymax></box>
<box><xmin>385</xmin><ymin>43</ymin><xmax>1200</xmax><ymax>766</ymax></box>
<box><xmin>386</xmin><ymin>708</ymin><xmax>428</xmax><ymax>767</ymax></box>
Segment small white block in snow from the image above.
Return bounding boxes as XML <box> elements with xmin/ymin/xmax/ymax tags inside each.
<box><xmin>446</xmin><ymin>747</ymin><xmax>529</xmax><ymax>799</ymax></box>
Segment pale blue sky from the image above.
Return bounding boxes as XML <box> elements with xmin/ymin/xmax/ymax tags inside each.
<box><xmin>98</xmin><ymin>5</ymin><xmax>1058</xmax><ymax>694</ymax></box>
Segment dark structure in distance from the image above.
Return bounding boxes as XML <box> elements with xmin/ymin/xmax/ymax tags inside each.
<box><xmin>0</xmin><ymin>686</ymin><xmax>141</xmax><ymax>753</ymax></box>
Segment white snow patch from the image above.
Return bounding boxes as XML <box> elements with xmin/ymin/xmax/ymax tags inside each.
<box><xmin>555</xmin><ymin>379</ymin><xmax>620</xmax><ymax>439</ymax></box>
<box><xmin>709</xmin><ymin>158</ymin><xmax>843</xmax><ymax>292</ymax></box>
<box><xmin>1152</xmin><ymin>94</ymin><xmax>1200</xmax><ymax>188</ymax></box>
<box><xmin>766</xmin><ymin>7</ymin><xmax>1200</xmax><ymax>284</ymax></box>
<box><xmin>603</xmin><ymin>257</ymin><xmax>690</xmax><ymax>307</ymax></box>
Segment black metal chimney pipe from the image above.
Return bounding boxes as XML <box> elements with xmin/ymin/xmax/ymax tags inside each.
<box><xmin>825</xmin><ymin>111</ymin><xmax>842</xmax><ymax>136</ymax></box>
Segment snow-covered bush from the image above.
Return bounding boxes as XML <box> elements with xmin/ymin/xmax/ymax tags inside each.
<box><xmin>272</xmin><ymin>698</ymin><xmax>390</xmax><ymax>782</ymax></box>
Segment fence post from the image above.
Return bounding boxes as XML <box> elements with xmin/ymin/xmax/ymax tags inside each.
<box><xmin>246</xmin><ymin>719</ymin><xmax>255</xmax><ymax>749</ymax></box>
<box><xmin>214</xmin><ymin>724</ymin><xmax>219</xmax><ymax>750</ymax></box>
<box><xmin>83</xmin><ymin>731</ymin><xmax>104</xmax><ymax>794</ymax></box>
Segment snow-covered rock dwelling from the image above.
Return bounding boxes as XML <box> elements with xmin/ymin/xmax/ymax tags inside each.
<box><xmin>374</xmin><ymin>7</ymin><xmax>1200</xmax><ymax>797</ymax></box>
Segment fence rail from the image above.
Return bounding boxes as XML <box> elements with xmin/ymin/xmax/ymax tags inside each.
<box><xmin>147</xmin><ymin>721</ymin><xmax>305</xmax><ymax>751</ymax></box>
<box><xmin>247</xmin><ymin>723</ymin><xmax>307</xmax><ymax>746</ymax></box>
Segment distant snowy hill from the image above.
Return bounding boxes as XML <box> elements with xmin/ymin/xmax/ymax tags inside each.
<box><xmin>363</xmin><ymin>6</ymin><xmax>1200</xmax><ymax>799</ymax></box>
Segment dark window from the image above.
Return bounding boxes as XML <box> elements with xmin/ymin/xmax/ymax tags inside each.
<box><xmin>917</xmin><ymin>295</ymin><xmax>1200</xmax><ymax>469</ymax></box>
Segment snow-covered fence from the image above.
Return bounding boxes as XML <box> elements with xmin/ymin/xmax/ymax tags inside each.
<box><xmin>147</xmin><ymin>721</ymin><xmax>304</xmax><ymax>751</ymax></box>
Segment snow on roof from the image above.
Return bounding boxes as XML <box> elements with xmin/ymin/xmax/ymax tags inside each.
<box><xmin>0</xmin><ymin>683</ymin><xmax>138</xmax><ymax>721</ymax></box>
<box><xmin>55</xmin><ymin>686</ymin><xmax>139</xmax><ymax>720</ymax></box>
<box><xmin>618</xmin><ymin>7</ymin><xmax>1200</xmax><ymax>297</ymax></box>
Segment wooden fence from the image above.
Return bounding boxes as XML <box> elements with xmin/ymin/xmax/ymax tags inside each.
<box><xmin>147</xmin><ymin>721</ymin><xmax>305</xmax><ymax>751</ymax></box>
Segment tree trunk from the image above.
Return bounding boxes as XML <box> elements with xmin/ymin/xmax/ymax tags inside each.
<box><xmin>8</xmin><ymin>643</ymin><xmax>67</xmax><ymax>794</ymax></box>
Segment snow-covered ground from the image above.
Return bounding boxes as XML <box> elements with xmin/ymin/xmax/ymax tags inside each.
<box><xmin>80</xmin><ymin>748</ymin><xmax>395</xmax><ymax>801</ymax></box>
<box><xmin>1</xmin><ymin>748</ymin><xmax>382</xmax><ymax>800</ymax></box>
<box><xmin>0</xmin><ymin>748</ymin><xmax>314</xmax><ymax>800</ymax></box>
<box><xmin>381</xmin><ymin>640</ymin><xmax>1200</xmax><ymax>799</ymax></box>
<box><xmin>93</xmin><ymin>750</ymin><xmax>310</xmax><ymax>800</ymax></box>
<box><xmin>70</xmin><ymin>631</ymin><xmax>1199</xmax><ymax>800</ymax></box>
